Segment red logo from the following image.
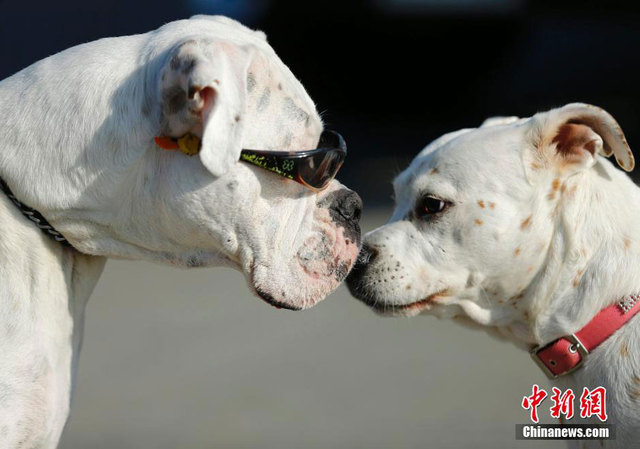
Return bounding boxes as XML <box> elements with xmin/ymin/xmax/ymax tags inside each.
<box><xmin>550</xmin><ymin>387</ymin><xmax>575</xmax><ymax>420</ymax></box>
<box><xmin>522</xmin><ymin>384</ymin><xmax>548</xmax><ymax>423</ymax></box>
<box><xmin>579</xmin><ymin>387</ymin><xmax>608</xmax><ymax>422</ymax></box>
<box><xmin>522</xmin><ymin>385</ymin><xmax>607</xmax><ymax>422</ymax></box>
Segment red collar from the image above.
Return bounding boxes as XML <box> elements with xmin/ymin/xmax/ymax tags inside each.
<box><xmin>531</xmin><ymin>294</ymin><xmax>640</xmax><ymax>378</ymax></box>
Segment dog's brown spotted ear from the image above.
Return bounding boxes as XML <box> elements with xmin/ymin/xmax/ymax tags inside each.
<box><xmin>159</xmin><ymin>40</ymin><xmax>254</xmax><ymax>177</ymax></box>
<box><xmin>533</xmin><ymin>103</ymin><xmax>634</xmax><ymax>172</ymax></box>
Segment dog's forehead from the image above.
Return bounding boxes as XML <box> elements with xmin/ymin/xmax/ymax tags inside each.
<box><xmin>189</xmin><ymin>15</ymin><xmax>267</xmax><ymax>40</ymax></box>
<box><xmin>394</xmin><ymin>122</ymin><xmax>529</xmax><ymax>195</ymax></box>
<box><xmin>158</xmin><ymin>16</ymin><xmax>268</xmax><ymax>47</ymax></box>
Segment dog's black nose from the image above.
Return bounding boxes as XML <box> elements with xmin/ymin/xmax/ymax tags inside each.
<box><xmin>356</xmin><ymin>243</ymin><xmax>378</xmax><ymax>266</ymax></box>
<box><xmin>320</xmin><ymin>189</ymin><xmax>363</xmax><ymax>244</ymax></box>
<box><xmin>346</xmin><ymin>243</ymin><xmax>377</xmax><ymax>291</ymax></box>
<box><xmin>353</xmin><ymin>243</ymin><xmax>378</xmax><ymax>271</ymax></box>
<box><xmin>329</xmin><ymin>190</ymin><xmax>362</xmax><ymax>223</ymax></box>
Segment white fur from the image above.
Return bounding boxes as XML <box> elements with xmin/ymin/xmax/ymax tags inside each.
<box><xmin>349</xmin><ymin>103</ymin><xmax>640</xmax><ymax>448</ymax></box>
<box><xmin>0</xmin><ymin>16</ymin><xmax>359</xmax><ymax>448</ymax></box>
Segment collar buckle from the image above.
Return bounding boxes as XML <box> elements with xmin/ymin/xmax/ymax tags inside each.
<box><xmin>530</xmin><ymin>333</ymin><xmax>589</xmax><ymax>379</ymax></box>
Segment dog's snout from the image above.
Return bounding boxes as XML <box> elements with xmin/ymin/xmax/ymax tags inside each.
<box><xmin>346</xmin><ymin>243</ymin><xmax>377</xmax><ymax>294</ymax></box>
<box><xmin>329</xmin><ymin>190</ymin><xmax>363</xmax><ymax>223</ymax></box>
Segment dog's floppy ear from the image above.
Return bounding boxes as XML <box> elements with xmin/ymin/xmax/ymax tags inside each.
<box><xmin>160</xmin><ymin>40</ymin><xmax>253</xmax><ymax>177</ymax></box>
<box><xmin>532</xmin><ymin>103</ymin><xmax>634</xmax><ymax>172</ymax></box>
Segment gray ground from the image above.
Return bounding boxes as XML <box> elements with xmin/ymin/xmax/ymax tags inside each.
<box><xmin>60</xmin><ymin>209</ymin><xmax>563</xmax><ymax>449</ymax></box>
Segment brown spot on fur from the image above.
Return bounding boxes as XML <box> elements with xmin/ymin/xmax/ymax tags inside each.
<box><xmin>526</xmin><ymin>265</ymin><xmax>534</xmax><ymax>273</ymax></box>
<box><xmin>520</xmin><ymin>215</ymin><xmax>533</xmax><ymax>230</ymax></box>
<box><xmin>477</xmin><ymin>200</ymin><xmax>485</xmax><ymax>209</ymax></box>
<box><xmin>629</xmin><ymin>388</ymin><xmax>640</xmax><ymax>401</ymax></box>
<box><xmin>429</xmin><ymin>168</ymin><xmax>439</xmax><ymax>175</ymax></box>
<box><xmin>621</xmin><ymin>342</ymin><xmax>630</xmax><ymax>357</ymax></box>
<box><xmin>406</xmin><ymin>285</ymin><xmax>411</xmax><ymax>290</ymax></box>
<box><xmin>547</xmin><ymin>178</ymin><xmax>561</xmax><ymax>200</ymax></box>
<box><xmin>514</xmin><ymin>248</ymin><xmax>521</xmax><ymax>257</ymax></box>
<box><xmin>624</xmin><ymin>237</ymin><xmax>631</xmax><ymax>249</ymax></box>
<box><xmin>530</xmin><ymin>162</ymin><xmax>543</xmax><ymax>170</ymax></box>
<box><xmin>572</xmin><ymin>270</ymin><xmax>583</xmax><ymax>287</ymax></box>
<box><xmin>633</xmin><ymin>376</ymin><xmax>640</xmax><ymax>386</ymax></box>
<box><xmin>563</xmin><ymin>184</ymin><xmax>578</xmax><ymax>199</ymax></box>
<box><xmin>474</xmin><ymin>219</ymin><xmax>484</xmax><ymax>226</ymax></box>
<box><xmin>489</xmin><ymin>202</ymin><xmax>496</xmax><ymax>209</ymax></box>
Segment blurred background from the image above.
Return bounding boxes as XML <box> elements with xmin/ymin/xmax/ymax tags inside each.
<box><xmin>1</xmin><ymin>0</ymin><xmax>638</xmax><ymax>448</ymax></box>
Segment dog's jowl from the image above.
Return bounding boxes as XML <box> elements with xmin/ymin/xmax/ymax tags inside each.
<box><xmin>347</xmin><ymin>103</ymin><xmax>640</xmax><ymax>448</ymax></box>
<box><xmin>0</xmin><ymin>16</ymin><xmax>360</xmax><ymax>449</ymax></box>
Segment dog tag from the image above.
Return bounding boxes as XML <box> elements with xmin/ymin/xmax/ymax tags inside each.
<box><xmin>154</xmin><ymin>134</ymin><xmax>201</xmax><ymax>156</ymax></box>
<box><xmin>177</xmin><ymin>134</ymin><xmax>201</xmax><ymax>156</ymax></box>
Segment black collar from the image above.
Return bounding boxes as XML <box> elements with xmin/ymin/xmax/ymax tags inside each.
<box><xmin>0</xmin><ymin>177</ymin><xmax>72</xmax><ymax>248</ymax></box>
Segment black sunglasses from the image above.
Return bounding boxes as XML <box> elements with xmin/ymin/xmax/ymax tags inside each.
<box><xmin>239</xmin><ymin>130</ymin><xmax>347</xmax><ymax>192</ymax></box>
<box><xmin>154</xmin><ymin>130</ymin><xmax>347</xmax><ymax>192</ymax></box>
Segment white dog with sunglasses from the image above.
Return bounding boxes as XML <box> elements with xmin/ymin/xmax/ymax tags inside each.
<box><xmin>0</xmin><ymin>16</ymin><xmax>361</xmax><ymax>448</ymax></box>
<box><xmin>348</xmin><ymin>104</ymin><xmax>640</xmax><ymax>448</ymax></box>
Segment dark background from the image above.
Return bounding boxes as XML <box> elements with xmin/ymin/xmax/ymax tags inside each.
<box><xmin>2</xmin><ymin>0</ymin><xmax>639</xmax><ymax>204</ymax></box>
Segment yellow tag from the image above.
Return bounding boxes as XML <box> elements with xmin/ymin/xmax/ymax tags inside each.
<box><xmin>176</xmin><ymin>134</ymin><xmax>201</xmax><ymax>156</ymax></box>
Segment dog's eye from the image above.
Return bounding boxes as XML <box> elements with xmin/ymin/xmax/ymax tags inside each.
<box><xmin>416</xmin><ymin>196</ymin><xmax>449</xmax><ymax>218</ymax></box>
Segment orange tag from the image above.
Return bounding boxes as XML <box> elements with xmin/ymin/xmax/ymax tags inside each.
<box><xmin>154</xmin><ymin>136</ymin><xmax>180</xmax><ymax>150</ymax></box>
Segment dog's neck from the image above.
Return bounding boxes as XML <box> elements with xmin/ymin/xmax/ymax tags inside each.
<box><xmin>521</xmin><ymin>160</ymin><xmax>640</xmax><ymax>345</ymax></box>
<box><xmin>0</xmin><ymin>192</ymin><xmax>105</xmax><ymax>447</ymax></box>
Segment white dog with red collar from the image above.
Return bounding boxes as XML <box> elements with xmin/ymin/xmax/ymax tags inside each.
<box><xmin>0</xmin><ymin>16</ymin><xmax>361</xmax><ymax>449</ymax></box>
<box><xmin>347</xmin><ymin>103</ymin><xmax>640</xmax><ymax>448</ymax></box>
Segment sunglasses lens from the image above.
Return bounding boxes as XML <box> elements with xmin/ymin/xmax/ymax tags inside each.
<box><xmin>299</xmin><ymin>149</ymin><xmax>345</xmax><ymax>190</ymax></box>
